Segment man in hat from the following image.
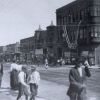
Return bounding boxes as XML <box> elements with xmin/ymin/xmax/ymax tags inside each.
<box><xmin>67</xmin><ymin>58</ymin><xmax>91</xmax><ymax>100</ymax></box>
<box><xmin>16</xmin><ymin>66</ymin><xmax>29</xmax><ymax>100</ymax></box>
<box><xmin>28</xmin><ymin>66</ymin><xmax>40</xmax><ymax>100</ymax></box>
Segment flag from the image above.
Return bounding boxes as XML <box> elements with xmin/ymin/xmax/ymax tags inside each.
<box><xmin>63</xmin><ymin>26</ymin><xmax>70</xmax><ymax>47</ymax></box>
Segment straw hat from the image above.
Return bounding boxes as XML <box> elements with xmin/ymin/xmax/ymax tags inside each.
<box><xmin>31</xmin><ymin>65</ymin><xmax>36</xmax><ymax>70</ymax></box>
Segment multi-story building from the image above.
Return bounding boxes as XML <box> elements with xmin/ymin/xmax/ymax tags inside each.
<box><xmin>45</xmin><ymin>22</ymin><xmax>57</xmax><ymax>64</ymax></box>
<box><xmin>20</xmin><ymin>36</ymin><xmax>35</xmax><ymax>63</ymax></box>
<box><xmin>3</xmin><ymin>42</ymin><xmax>20</xmax><ymax>62</ymax></box>
<box><xmin>34</xmin><ymin>26</ymin><xmax>46</xmax><ymax>64</ymax></box>
<box><xmin>56</xmin><ymin>0</ymin><xmax>100</xmax><ymax>65</ymax></box>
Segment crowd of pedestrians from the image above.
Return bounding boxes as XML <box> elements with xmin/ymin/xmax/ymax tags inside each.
<box><xmin>0</xmin><ymin>56</ymin><xmax>91</xmax><ymax>100</ymax></box>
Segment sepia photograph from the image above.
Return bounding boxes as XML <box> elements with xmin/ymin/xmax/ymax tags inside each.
<box><xmin>0</xmin><ymin>0</ymin><xmax>100</xmax><ymax>100</ymax></box>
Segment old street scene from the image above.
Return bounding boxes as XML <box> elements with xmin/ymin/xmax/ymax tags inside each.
<box><xmin>0</xmin><ymin>0</ymin><xmax>100</xmax><ymax>100</ymax></box>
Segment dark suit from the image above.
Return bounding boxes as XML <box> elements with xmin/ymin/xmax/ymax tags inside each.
<box><xmin>67</xmin><ymin>66</ymin><xmax>91</xmax><ymax>100</ymax></box>
<box><xmin>0</xmin><ymin>63</ymin><xmax>3</xmax><ymax>87</ymax></box>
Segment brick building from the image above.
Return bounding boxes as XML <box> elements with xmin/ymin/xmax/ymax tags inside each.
<box><xmin>34</xmin><ymin>26</ymin><xmax>46</xmax><ymax>64</ymax></box>
<box><xmin>20</xmin><ymin>36</ymin><xmax>35</xmax><ymax>63</ymax></box>
<box><xmin>2</xmin><ymin>42</ymin><xmax>20</xmax><ymax>62</ymax></box>
<box><xmin>56</xmin><ymin>0</ymin><xmax>100</xmax><ymax>65</ymax></box>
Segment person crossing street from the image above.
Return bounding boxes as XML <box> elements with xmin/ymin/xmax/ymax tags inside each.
<box><xmin>28</xmin><ymin>66</ymin><xmax>40</xmax><ymax>100</ymax></box>
<box><xmin>67</xmin><ymin>57</ymin><xmax>91</xmax><ymax>100</ymax></box>
<box><xmin>16</xmin><ymin>66</ymin><xmax>29</xmax><ymax>100</ymax></box>
<box><xmin>0</xmin><ymin>62</ymin><xmax>3</xmax><ymax>88</ymax></box>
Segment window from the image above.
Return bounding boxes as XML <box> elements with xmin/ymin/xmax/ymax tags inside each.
<box><xmin>94</xmin><ymin>7</ymin><xmax>98</xmax><ymax>16</ymax></box>
<box><xmin>90</xmin><ymin>26</ymin><xmax>100</xmax><ymax>37</ymax></box>
<box><xmin>73</xmin><ymin>14</ymin><xmax>75</xmax><ymax>22</ymax></box>
<box><xmin>80</xmin><ymin>11</ymin><xmax>84</xmax><ymax>20</ymax></box>
<box><xmin>79</xmin><ymin>29</ymin><xmax>83</xmax><ymax>39</ymax></box>
<box><xmin>63</xmin><ymin>17</ymin><xmax>66</xmax><ymax>25</ymax></box>
<box><xmin>90</xmin><ymin>6</ymin><xmax>100</xmax><ymax>16</ymax></box>
<box><xmin>83</xmin><ymin>28</ymin><xmax>87</xmax><ymax>39</ymax></box>
<box><xmin>68</xmin><ymin>14</ymin><xmax>71</xmax><ymax>23</ymax></box>
<box><xmin>90</xmin><ymin>26</ymin><xmax>95</xmax><ymax>37</ymax></box>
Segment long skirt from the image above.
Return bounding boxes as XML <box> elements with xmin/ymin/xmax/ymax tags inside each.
<box><xmin>10</xmin><ymin>70</ymin><xmax>18</xmax><ymax>90</ymax></box>
<box><xmin>0</xmin><ymin>73</ymin><xmax>3</xmax><ymax>87</ymax></box>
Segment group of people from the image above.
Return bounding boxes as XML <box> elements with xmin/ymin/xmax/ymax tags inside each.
<box><xmin>10</xmin><ymin>61</ymin><xmax>40</xmax><ymax>100</ymax></box>
<box><xmin>0</xmin><ymin>62</ymin><xmax>3</xmax><ymax>88</ymax></box>
<box><xmin>16</xmin><ymin>65</ymin><xmax>40</xmax><ymax>100</ymax></box>
<box><xmin>0</xmin><ymin>56</ymin><xmax>91</xmax><ymax>100</ymax></box>
<box><xmin>16</xmin><ymin>57</ymin><xmax>91</xmax><ymax>100</ymax></box>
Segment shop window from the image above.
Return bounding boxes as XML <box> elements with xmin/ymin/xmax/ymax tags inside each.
<box><xmin>90</xmin><ymin>26</ymin><xmax>95</xmax><ymax>37</ymax></box>
<box><xmin>95</xmin><ymin>33</ymin><xmax>98</xmax><ymax>37</ymax></box>
<box><xmin>91</xmin><ymin>33</ymin><xmax>94</xmax><ymax>37</ymax></box>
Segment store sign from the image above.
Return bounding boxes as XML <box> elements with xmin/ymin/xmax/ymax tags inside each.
<box><xmin>35</xmin><ymin>49</ymin><xmax>43</xmax><ymax>54</ymax></box>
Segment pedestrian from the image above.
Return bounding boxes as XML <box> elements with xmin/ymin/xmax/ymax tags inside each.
<box><xmin>28</xmin><ymin>66</ymin><xmax>40</xmax><ymax>100</ymax></box>
<box><xmin>45</xmin><ymin>58</ymin><xmax>49</xmax><ymax>69</ymax></box>
<box><xmin>60</xmin><ymin>57</ymin><xmax>63</xmax><ymax>66</ymax></box>
<box><xmin>83</xmin><ymin>57</ymin><xmax>90</xmax><ymax>68</ymax></box>
<box><xmin>10</xmin><ymin>61</ymin><xmax>21</xmax><ymax>90</ymax></box>
<box><xmin>67</xmin><ymin>57</ymin><xmax>91</xmax><ymax>100</ymax></box>
<box><xmin>0</xmin><ymin>62</ymin><xmax>3</xmax><ymax>88</ymax></box>
<box><xmin>16</xmin><ymin>66</ymin><xmax>29</xmax><ymax>100</ymax></box>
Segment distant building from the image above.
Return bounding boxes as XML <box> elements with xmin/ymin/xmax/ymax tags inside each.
<box><xmin>34</xmin><ymin>26</ymin><xmax>46</xmax><ymax>64</ymax></box>
<box><xmin>45</xmin><ymin>22</ymin><xmax>58</xmax><ymax>65</ymax></box>
<box><xmin>0</xmin><ymin>46</ymin><xmax>3</xmax><ymax>54</ymax></box>
<box><xmin>20</xmin><ymin>36</ymin><xmax>35</xmax><ymax>63</ymax></box>
<box><xmin>0</xmin><ymin>46</ymin><xmax>4</xmax><ymax>62</ymax></box>
<box><xmin>56</xmin><ymin>0</ymin><xmax>100</xmax><ymax>65</ymax></box>
<box><xmin>2</xmin><ymin>42</ymin><xmax>20</xmax><ymax>62</ymax></box>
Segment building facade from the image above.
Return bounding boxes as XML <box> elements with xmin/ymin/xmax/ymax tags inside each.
<box><xmin>56</xmin><ymin>0</ymin><xmax>100</xmax><ymax>65</ymax></box>
<box><xmin>2</xmin><ymin>42</ymin><xmax>20</xmax><ymax>62</ymax></box>
<box><xmin>45</xmin><ymin>22</ymin><xmax>57</xmax><ymax>65</ymax></box>
<box><xmin>20</xmin><ymin>36</ymin><xmax>35</xmax><ymax>63</ymax></box>
<box><xmin>34</xmin><ymin>26</ymin><xmax>46</xmax><ymax>64</ymax></box>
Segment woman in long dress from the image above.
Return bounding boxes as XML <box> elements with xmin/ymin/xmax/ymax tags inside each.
<box><xmin>0</xmin><ymin>63</ymin><xmax>3</xmax><ymax>88</ymax></box>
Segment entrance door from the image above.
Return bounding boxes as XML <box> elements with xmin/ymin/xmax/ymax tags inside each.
<box><xmin>57</xmin><ymin>47</ymin><xmax>62</xmax><ymax>58</ymax></box>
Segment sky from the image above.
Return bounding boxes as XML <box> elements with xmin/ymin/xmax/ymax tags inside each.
<box><xmin>0</xmin><ymin>0</ymin><xmax>74</xmax><ymax>46</ymax></box>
